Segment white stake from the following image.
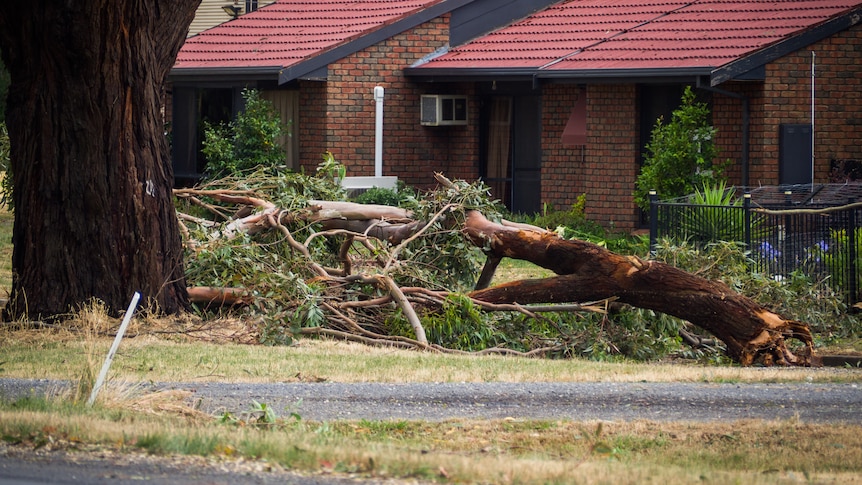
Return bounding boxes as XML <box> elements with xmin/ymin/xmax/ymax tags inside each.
<box><xmin>87</xmin><ymin>291</ymin><xmax>141</xmax><ymax>406</ymax></box>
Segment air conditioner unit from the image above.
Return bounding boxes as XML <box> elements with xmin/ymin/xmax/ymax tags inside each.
<box><xmin>420</xmin><ymin>95</ymin><xmax>468</xmax><ymax>126</ymax></box>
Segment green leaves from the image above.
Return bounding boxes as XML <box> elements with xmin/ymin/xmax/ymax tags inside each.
<box><xmin>202</xmin><ymin>88</ymin><xmax>289</xmax><ymax>179</ymax></box>
<box><xmin>421</xmin><ymin>294</ymin><xmax>498</xmax><ymax>350</ymax></box>
<box><xmin>678</xmin><ymin>181</ymin><xmax>768</xmax><ymax>244</ymax></box>
<box><xmin>635</xmin><ymin>86</ymin><xmax>726</xmax><ymax>211</ymax></box>
<box><xmin>180</xmin><ymin>164</ymin><xmax>498</xmax><ymax>348</ymax></box>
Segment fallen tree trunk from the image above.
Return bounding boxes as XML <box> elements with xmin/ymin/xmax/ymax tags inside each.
<box><xmin>463</xmin><ymin>210</ymin><xmax>817</xmax><ymax>366</ymax></box>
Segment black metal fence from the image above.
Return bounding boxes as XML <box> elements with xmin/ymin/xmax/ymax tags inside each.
<box><xmin>649</xmin><ymin>184</ymin><xmax>861</xmax><ymax>304</ymax></box>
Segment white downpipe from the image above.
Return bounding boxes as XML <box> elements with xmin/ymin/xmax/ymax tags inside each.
<box><xmin>374</xmin><ymin>86</ymin><xmax>384</xmax><ymax>178</ymax></box>
<box><xmin>810</xmin><ymin>51</ymin><xmax>816</xmax><ymax>190</ymax></box>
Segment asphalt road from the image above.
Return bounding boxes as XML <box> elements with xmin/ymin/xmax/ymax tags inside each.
<box><xmin>170</xmin><ymin>380</ymin><xmax>862</xmax><ymax>423</ymax></box>
<box><xmin>3</xmin><ymin>378</ymin><xmax>862</xmax><ymax>423</ymax></box>
<box><xmin>2</xmin><ymin>378</ymin><xmax>861</xmax><ymax>484</ymax></box>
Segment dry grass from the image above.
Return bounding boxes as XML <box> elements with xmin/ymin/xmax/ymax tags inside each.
<box><xmin>3</xmin><ymin>320</ymin><xmax>860</xmax><ymax>384</ymax></box>
<box><xmin>2</xmin><ymin>304</ymin><xmax>862</xmax><ymax>483</ymax></box>
<box><xmin>2</xmin><ymin>403</ymin><xmax>860</xmax><ymax>484</ymax></box>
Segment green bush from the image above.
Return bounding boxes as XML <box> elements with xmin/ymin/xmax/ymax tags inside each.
<box><xmin>419</xmin><ymin>294</ymin><xmax>500</xmax><ymax>350</ymax></box>
<box><xmin>530</xmin><ymin>195</ymin><xmax>595</xmax><ymax>230</ymax></box>
<box><xmin>352</xmin><ymin>184</ymin><xmax>417</xmax><ymax>207</ymax></box>
<box><xmin>635</xmin><ymin>86</ymin><xmax>726</xmax><ymax>211</ymax></box>
<box><xmin>521</xmin><ymin>195</ymin><xmax>649</xmax><ymax>256</ymax></box>
<box><xmin>201</xmin><ymin>88</ymin><xmax>288</xmax><ymax>178</ymax></box>
<box><xmin>678</xmin><ymin>181</ymin><xmax>768</xmax><ymax>244</ymax></box>
<box><xmin>814</xmin><ymin>228</ymin><xmax>862</xmax><ymax>302</ymax></box>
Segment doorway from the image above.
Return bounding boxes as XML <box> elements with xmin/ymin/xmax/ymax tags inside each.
<box><xmin>481</xmin><ymin>93</ymin><xmax>542</xmax><ymax>214</ymax></box>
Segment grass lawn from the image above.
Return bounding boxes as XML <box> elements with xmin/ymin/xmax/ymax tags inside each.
<box><xmin>2</xmin><ymin>330</ymin><xmax>861</xmax><ymax>485</ymax></box>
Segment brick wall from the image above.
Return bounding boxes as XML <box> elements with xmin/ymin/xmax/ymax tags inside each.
<box><xmin>298</xmin><ymin>81</ymin><xmax>327</xmax><ymax>168</ymax></box>
<box><xmin>541</xmin><ymin>84</ymin><xmax>586</xmax><ymax>210</ymax></box>
<box><xmin>710</xmin><ymin>82</ymin><xmax>762</xmax><ymax>186</ymax></box>
<box><xmin>716</xmin><ymin>23</ymin><xmax>862</xmax><ymax>187</ymax></box>
<box><xmin>541</xmin><ymin>84</ymin><xmax>639</xmax><ymax>231</ymax></box>
<box><xmin>764</xmin><ymin>23</ymin><xmax>862</xmax><ymax>184</ymax></box>
<box><xmin>584</xmin><ymin>84</ymin><xmax>640</xmax><ymax>231</ymax></box>
<box><xmin>297</xmin><ymin>15</ymin><xmax>480</xmax><ymax>190</ymax></box>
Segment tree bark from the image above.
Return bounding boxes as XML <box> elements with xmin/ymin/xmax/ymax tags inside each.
<box><xmin>463</xmin><ymin>211</ymin><xmax>816</xmax><ymax>366</ymax></box>
<box><xmin>0</xmin><ymin>0</ymin><xmax>199</xmax><ymax>318</ymax></box>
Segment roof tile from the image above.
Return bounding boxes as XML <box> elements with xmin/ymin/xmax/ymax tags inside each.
<box><xmin>415</xmin><ymin>0</ymin><xmax>861</xmax><ymax>71</ymax></box>
<box><xmin>175</xmin><ymin>0</ymin><xmax>862</xmax><ymax>75</ymax></box>
<box><xmin>175</xmin><ymin>0</ymin><xmax>444</xmax><ymax>69</ymax></box>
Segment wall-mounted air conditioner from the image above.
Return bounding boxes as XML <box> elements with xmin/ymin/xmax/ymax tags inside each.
<box><xmin>420</xmin><ymin>95</ymin><xmax>468</xmax><ymax>126</ymax></box>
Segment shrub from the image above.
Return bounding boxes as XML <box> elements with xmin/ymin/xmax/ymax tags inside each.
<box><xmin>634</xmin><ymin>86</ymin><xmax>726</xmax><ymax>211</ymax></box>
<box><xmin>352</xmin><ymin>183</ymin><xmax>417</xmax><ymax>207</ymax></box>
<box><xmin>201</xmin><ymin>88</ymin><xmax>288</xmax><ymax>178</ymax></box>
<box><xmin>678</xmin><ymin>181</ymin><xmax>768</xmax><ymax>244</ymax></box>
<box><xmin>529</xmin><ymin>195</ymin><xmax>595</xmax><ymax>231</ymax></box>
<box><xmin>528</xmin><ymin>196</ymin><xmax>649</xmax><ymax>256</ymax></box>
<box><xmin>419</xmin><ymin>294</ymin><xmax>500</xmax><ymax>351</ymax></box>
<box><xmin>813</xmin><ymin>228</ymin><xmax>862</xmax><ymax>303</ymax></box>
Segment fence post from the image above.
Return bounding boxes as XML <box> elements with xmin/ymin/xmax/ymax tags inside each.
<box><xmin>849</xmin><ymin>200</ymin><xmax>858</xmax><ymax>304</ymax></box>
<box><xmin>649</xmin><ymin>190</ymin><xmax>658</xmax><ymax>257</ymax></box>
<box><xmin>743</xmin><ymin>193</ymin><xmax>751</xmax><ymax>248</ymax></box>
<box><xmin>783</xmin><ymin>190</ymin><xmax>792</xmax><ymax>276</ymax></box>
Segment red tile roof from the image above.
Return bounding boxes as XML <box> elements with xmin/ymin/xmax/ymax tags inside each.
<box><xmin>413</xmin><ymin>0</ymin><xmax>862</xmax><ymax>73</ymax></box>
<box><xmin>175</xmin><ymin>0</ymin><xmax>446</xmax><ymax>70</ymax></box>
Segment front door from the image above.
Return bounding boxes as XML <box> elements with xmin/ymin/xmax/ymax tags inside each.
<box><xmin>482</xmin><ymin>92</ymin><xmax>542</xmax><ymax>214</ymax></box>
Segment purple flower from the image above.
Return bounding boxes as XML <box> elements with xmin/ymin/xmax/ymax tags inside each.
<box><xmin>759</xmin><ymin>241</ymin><xmax>780</xmax><ymax>260</ymax></box>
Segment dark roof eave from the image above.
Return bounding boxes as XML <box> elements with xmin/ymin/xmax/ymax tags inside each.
<box><xmin>169</xmin><ymin>66</ymin><xmax>284</xmax><ymax>83</ymax></box>
<box><xmin>537</xmin><ymin>67</ymin><xmax>713</xmax><ymax>83</ymax></box>
<box><xmin>403</xmin><ymin>66</ymin><xmax>536</xmax><ymax>82</ymax></box>
<box><xmin>404</xmin><ymin>66</ymin><xmax>714</xmax><ymax>83</ymax></box>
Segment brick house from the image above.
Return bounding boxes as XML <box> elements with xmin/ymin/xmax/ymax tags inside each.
<box><xmin>169</xmin><ymin>0</ymin><xmax>862</xmax><ymax>231</ymax></box>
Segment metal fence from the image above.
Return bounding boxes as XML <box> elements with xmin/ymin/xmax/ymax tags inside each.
<box><xmin>649</xmin><ymin>184</ymin><xmax>861</xmax><ymax>304</ymax></box>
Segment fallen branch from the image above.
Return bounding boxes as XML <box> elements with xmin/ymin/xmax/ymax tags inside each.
<box><xmin>187</xmin><ymin>287</ymin><xmax>251</xmax><ymax>307</ymax></box>
<box><xmin>462</xmin><ymin>210</ymin><xmax>817</xmax><ymax>366</ymax></box>
<box><xmin>377</xmin><ymin>274</ymin><xmax>427</xmax><ymax>344</ymax></box>
<box><xmin>176</xmin><ymin>178</ymin><xmax>819</xmax><ymax>366</ymax></box>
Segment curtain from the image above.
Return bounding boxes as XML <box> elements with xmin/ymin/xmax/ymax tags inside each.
<box><xmin>261</xmin><ymin>90</ymin><xmax>300</xmax><ymax>170</ymax></box>
<box><xmin>486</xmin><ymin>97</ymin><xmax>512</xmax><ymax>203</ymax></box>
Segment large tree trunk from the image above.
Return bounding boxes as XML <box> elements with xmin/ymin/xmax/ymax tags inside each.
<box><xmin>0</xmin><ymin>1</ymin><xmax>199</xmax><ymax>318</ymax></box>
<box><xmin>463</xmin><ymin>211</ymin><xmax>816</xmax><ymax>366</ymax></box>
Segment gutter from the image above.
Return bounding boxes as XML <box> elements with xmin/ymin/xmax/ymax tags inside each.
<box><xmin>405</xmin><ymin>66</ymin><xmax>712</xmax><ymax>84</ymax></box>
<box><xmin>169</xmin><ymin>66</ymin><xmax>284</xmax><ymax>83</ymax></box>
